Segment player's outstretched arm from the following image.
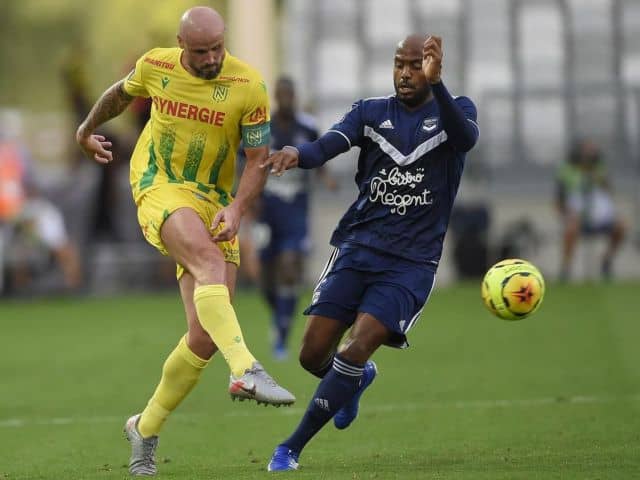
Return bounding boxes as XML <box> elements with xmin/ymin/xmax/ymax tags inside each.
<box><xmin>260</xmin><ymin>146</ymin><xmax>300</xmax><ymax>176</ymax></box>
<box><xmin>261</xmin><ymin>130</ymin><xmax>351</xmax><ymax>176</ymax></box>
<box><xmin>76</xmin><ymin>80</ymin><xmax>135</xmax><ymax>164</ymax></box>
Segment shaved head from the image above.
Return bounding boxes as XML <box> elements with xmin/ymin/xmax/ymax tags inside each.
<box><xmin>177</xmin><ymin>6</ymin><xmax>226</xmax><ymax>79</ymax></box>
<box><xmin>396</xmin><ymin>33</ymin><xmax>428</xmax><ymax>53</ymax></box>
<box><xmin>179</xmin><ymin>6</ymin><xmax>225</xmax><ymax>41</ymax></box>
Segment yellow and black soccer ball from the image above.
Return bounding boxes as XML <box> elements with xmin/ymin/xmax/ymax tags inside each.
<box><xmin>481</xmin><ymin>258</ymin><xmax>545</xmax><ymax>321</ymax></box>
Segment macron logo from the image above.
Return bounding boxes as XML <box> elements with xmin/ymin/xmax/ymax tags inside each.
<box><xmin>378</xmin><ymin>119</ymin><xmax>394</xmax><ymax>129</ymax></box>
<box><xmin>314</xmin><ymin>398</ymin><xmax>330</xmax><ymax>411</ymax></box>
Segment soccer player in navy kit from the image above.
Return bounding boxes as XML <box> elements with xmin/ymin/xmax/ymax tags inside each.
<box><xmin>263</xmin><ymin>34</ymin><xmax>479</xmax><ymax>471</ymax></box>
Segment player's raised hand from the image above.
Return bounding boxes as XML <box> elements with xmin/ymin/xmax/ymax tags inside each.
<box><xmin>422</xmin><ymin>35</ymin><xmax>443</xmax><ymax>84</ymax></box>
<box><xmin>260</xmin><ymin>146</ymin><xmax>299</xmax><ymax>176</ymax></box>
<box><xmin>76</xmin><ymin>133</ymin><xmax>113</xmax><ymax>164</ymax></box>
<box><xmin>211</xmin><ymin>204</ymin><xmax>242</xmax><ymax>242</ymax></box>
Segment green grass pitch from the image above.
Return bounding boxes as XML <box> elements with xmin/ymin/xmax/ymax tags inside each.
<box><xmin>1</xmin><ymin>281</ymin><xmax>639</xmax><ymax>479</ymax></box>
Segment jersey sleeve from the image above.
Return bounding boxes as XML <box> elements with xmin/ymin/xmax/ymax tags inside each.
<box><xmin>122</xmin><ymin>53</ymin><xmax>149</xmax><ymax>98</ymax></box>
<box><xmin>327</xmin><ymin>101</ymin><xmax>365</xmax><ymax>148</ymax></box>
<box><xmin>431</xmin><ymin>82</ymin><xmax>478</xmax><ymax>152</ymax></box>
<box><xmin>240</xmin><ymin>79</ymin><xmax>271</xmax><ymax>148</ymax></box>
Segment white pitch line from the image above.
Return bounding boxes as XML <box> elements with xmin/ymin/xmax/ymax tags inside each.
<box><xmin>2</xmin><ymin>393</ymin><xmax>638</xmax><ymax>428</ymax></box>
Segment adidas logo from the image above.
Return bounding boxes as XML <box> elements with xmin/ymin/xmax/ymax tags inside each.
<box><xmin>314</xmin><ymin>397</ymin><xmax>330</xmax><ymax>411</ymax></box>
<box><xmin>378</xmin><ymin>119</ymin><xmax>394</xmax><ymax>129</ymax></box>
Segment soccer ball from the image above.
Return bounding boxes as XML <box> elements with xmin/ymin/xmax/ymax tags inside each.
<box><xmin>481</xmin><ymin>258</ymin><xmax>545</xmax><ymax>321</ymax></box>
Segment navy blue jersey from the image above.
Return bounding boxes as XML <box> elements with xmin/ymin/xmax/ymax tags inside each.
<box><xmin>299</xmin><ymin>84</ymin><xmax>478</xmax><ymax>266</ymax></box>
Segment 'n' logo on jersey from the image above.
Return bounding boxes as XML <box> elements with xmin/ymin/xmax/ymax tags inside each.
<box><xmin>161</xmin><ymin>76</ymin><xmax>170</xmax><ymax>89</ymax></box>
<box><xmin>212</xmin><ymin>85</ymin><xmax>229</xmax><ymax>102</ymax></box>
<box><xmin>422</xmin><ymin>117</ymin><xmax>438</xmax><ymax>132</ymax></box>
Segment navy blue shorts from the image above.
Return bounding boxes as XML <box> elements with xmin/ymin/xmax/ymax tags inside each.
<box><xmin>304</xmin><ymin>244</ymin><xmax>437</xmax><ymax>348</ymax></box>
<box><xmin>259</xmin><ymin>194</ymin><xmax>309</xmax><ymax>261</ymax></box>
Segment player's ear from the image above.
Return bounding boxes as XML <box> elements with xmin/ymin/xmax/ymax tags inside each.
<box><xmin>177</xmin><ymin>35</ymin><xmax>185</xmax><ymax>48</ymax></box>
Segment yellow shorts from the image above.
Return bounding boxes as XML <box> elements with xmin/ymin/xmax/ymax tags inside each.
<box><xmin>136</xmin><ymin>184</ymin><xmax>240</xmax><ymax>279</ymax></box>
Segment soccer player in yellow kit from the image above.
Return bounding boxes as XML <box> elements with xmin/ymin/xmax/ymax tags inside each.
<box><xmin>76</xmin><ymin>6</ymin><xmax>295</xmax><ymax>476</ymax></box>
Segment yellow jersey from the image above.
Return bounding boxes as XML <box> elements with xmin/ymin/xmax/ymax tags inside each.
<box><xmin>123</xmin><ymin>47</ymin><xmax>270</xmax><ymax>205</ymax></box>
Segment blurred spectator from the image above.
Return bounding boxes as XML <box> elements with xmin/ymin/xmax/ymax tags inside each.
<box><xmin>239</xmin><ymin>76</ymin><xmax>337</xmax><ymax>360</ymax></box>
<box><xmin>555</xmin><ymin>138</ymin><xmax>627</xmax><ymax>280</ymax></box>
<box><xmin>0</xmin><ymin>133</ymin><xmax>82</xmax><ymax>294</ymax></box>
<box><xmin>61</xmin><ymin>46</ymin><xmax>130</xmax><ymax>242</ymax></box>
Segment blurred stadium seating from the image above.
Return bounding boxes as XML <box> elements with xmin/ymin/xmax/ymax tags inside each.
<box><xmin>1</xmin><ymin>0</ymin><xmax>638</xmax><ymax>296</ymax></box>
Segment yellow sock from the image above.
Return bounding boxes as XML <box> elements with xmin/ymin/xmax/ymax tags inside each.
<box><xmin>193</xmin><ymin>284</ymin><xmax>256</xmax><ymax>377</ymax></box>
<box><xmin>138</xmin><ymin>335</ymin><xmax>209</xmax><ymax>438</ymax></box>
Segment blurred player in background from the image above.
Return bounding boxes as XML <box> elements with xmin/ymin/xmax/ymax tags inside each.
<box><xmin>75</xmin><ymin>6</ymin><xmax>295</xmax><ymax>476</ymax></box>
<box><xmin>258</xmin><ymin>75</ymin><xmax>337</xmax><ymax>360</ymax></box>
<box><xmin>262</xmin><ymin>34</ymin><xmax>479</xmax><ymax>471</ymax></box>
<box><xmin>555</xmin><ymin>138</ymin><xmax>626</xmax><ymax>281</ymax></box>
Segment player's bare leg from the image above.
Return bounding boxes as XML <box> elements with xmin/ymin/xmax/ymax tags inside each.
<box><xmin>162</xmin><ymin>207</ymin><xmax>294</xmax><ymax>406</ymax></box>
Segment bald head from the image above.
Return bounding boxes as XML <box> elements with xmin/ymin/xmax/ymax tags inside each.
<box><xmin>179</xmin><ymin>7</ymin><xmax>225</xmax><ymax>40</ymax></box>
<box><xmin>396</xmin><ymin>34</ymin><xmax>428</xmax><ymax>54</ymax></box>
<box><xmin>178</xmin><ymin>6</ymin><xmax>226</xmax><ymax>80</ymax></box>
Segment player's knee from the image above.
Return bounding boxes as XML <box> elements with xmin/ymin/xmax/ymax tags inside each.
<box><xmin>276</xmin><ymin>252</ymin><xmax>303</xmax><ymax>286</ymax></box>
<box><xmin>298</xmin><ymin>347</ymin><xmax>326</xmax><ymax>373</ymax></box>
<box><xmin>192</xmin><ymin>242</ymin><xmax>224</xmax><ymax>265</ymax></box>
<box><xmin>281</xmin><ymin>266</ymin><xmax>301</xmax><ymax>286</ymax></box>
<box><xmin>187</xmin><ymin>244</ymin><xmax>225</xmax><ymax>282</ymax></box>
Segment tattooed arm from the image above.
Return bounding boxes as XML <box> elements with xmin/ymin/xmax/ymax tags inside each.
<box><xmin>76</xmin><ymin>80</ymin><xmax>135</xmax><ymax>164</ymax></box>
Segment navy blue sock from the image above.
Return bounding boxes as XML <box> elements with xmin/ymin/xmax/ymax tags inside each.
<box><xmin>282</xmin><ymin>354</ymin><xmax>364</xmax><ymax>453</ymax></box>
<box><xmin>273</xmin><ymin>292</ymin><xmax>297</xmax><ymax>347</ymax></box>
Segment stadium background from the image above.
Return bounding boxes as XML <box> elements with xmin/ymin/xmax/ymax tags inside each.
<box><xmin>0</xmin><ymin>0</ymin><xmax>638</xmax><ymax>293</ymax></box>
<box><xmin>1</xmin><ymin>2</ymin><xmax>640</xmax><ymax>479</ymax></box>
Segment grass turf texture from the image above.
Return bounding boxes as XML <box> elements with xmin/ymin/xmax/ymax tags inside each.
<box><xmin>1</xmin><ymin>282</ymin><xmax>639</xmax><ymax>479</ymax></box>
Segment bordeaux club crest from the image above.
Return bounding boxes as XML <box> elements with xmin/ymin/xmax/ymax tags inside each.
<box><xmin>422</xmin><ymin>117</ymin><xmax>438</xmax><ymax>132</ymax></box>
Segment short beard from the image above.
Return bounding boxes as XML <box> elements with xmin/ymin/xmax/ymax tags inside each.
<box><xmin>396</xmin><ymin>85</ymin><xmax>431</xmax><ymax>108</ymax></box>
<box><xmin>194</xmin><ymin>65</ymin><xmax>220</xmax><ymax>80</ymax></box>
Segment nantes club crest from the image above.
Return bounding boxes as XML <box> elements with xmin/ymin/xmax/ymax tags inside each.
<box><xmin>212</xmin><ymin>85</ymin><xmax>229</xmax><ymax>102</ymax></box>
<box><xmin>246</xmin><ymin>129</ymin><xmax>263</xmax><ymax>147</ymax></box>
